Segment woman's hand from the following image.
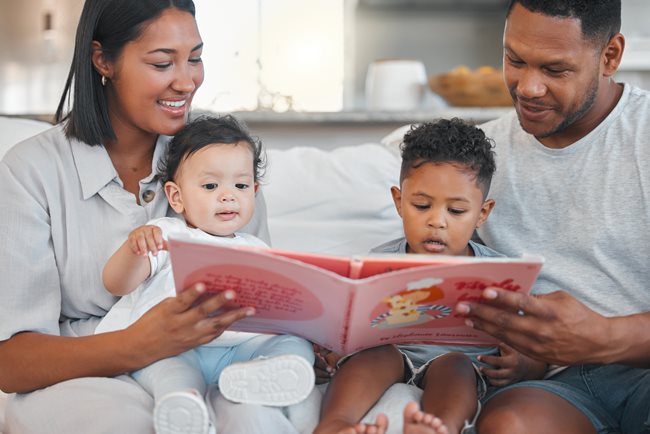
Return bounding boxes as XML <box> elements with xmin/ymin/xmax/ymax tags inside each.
<box><xmin>127</xmin><ymin>224</ymin><xmax>167</xmax><ymax>256</ymax></box>
<box><xmin>478</xmin><ymin>342</ymin><xmax>547</xmax><ymax>387</ymax></box>
<box><xmin>126</xmin><ymin>283</ymin><xmax>255</xmax><ymax>364</ymax></box>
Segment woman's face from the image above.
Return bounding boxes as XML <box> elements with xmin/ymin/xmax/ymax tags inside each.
<box><xmin>105</xmin><ymin>8</ymin><xmax>204</xmax><ymax>140</ymax></box>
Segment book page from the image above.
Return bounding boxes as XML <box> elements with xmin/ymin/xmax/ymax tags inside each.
<box><xmin>355</xmin><ymin>254</ymin><xmax>467</xmax><ymax>279</ymax></box>
<box><xmin>268</xmin><ymin>248</ymin><xmax>352</xmax><ymax>277</ymax></box>
<box><xmin>168</xmin><ymin>238</ymin><xmax>352</xmax><ymax>352</ymax></box>
<box><xmin>344</xmin><ymin>259</ymin><xmax>542</xmax><ymax>354</ymax></box>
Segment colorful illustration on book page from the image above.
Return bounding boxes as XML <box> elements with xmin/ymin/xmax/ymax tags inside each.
<box><xmin>184</xmin><ymin>265</ymin><xmax>324</xmax><ymax>320</ymax></box>
<box><xmin>369</xmin><ymin>278</ymin><xmax>452</xmax><ymax>329</ymax></box>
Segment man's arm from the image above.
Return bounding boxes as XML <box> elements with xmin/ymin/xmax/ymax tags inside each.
<box><xmin>456</xmin><ymin>288</ymin><xmax>650</xmax><ymax>367</ymax></box>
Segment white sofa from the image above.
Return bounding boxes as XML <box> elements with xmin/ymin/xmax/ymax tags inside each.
<box><xmin>0</xmin><ymin>116</ymin><xmax>425</xmax><ymax>433</ymax></box>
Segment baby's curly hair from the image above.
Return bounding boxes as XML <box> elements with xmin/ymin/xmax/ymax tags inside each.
<box><xmin>399</xmin><ymin>118</ymin><xmax>496</xmax><ymax>197</ymax></box>
<box><xmin>158</xmin><ymin>115</ymin><xmax>265</xmax><ymax>184</ymax></box>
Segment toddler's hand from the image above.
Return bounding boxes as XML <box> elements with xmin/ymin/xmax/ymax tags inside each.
<box><xmin>479</xmin><ymin>342</ymin><xmax>547</xmax><ymax>387</ymax></box>
<box><xmin>313</xmin><ymin>343</ymin><xmax>342</xmax><ymax>384</ymax></box>
<box><xmin>127</xmin><ymin>225</ymin><xmax>167</xmax><ymax>256</ymax></box>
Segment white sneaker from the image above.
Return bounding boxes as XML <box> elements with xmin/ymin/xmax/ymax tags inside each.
<box><xmin>153</xmin><ymin>390</ymin><xmax>212</xmax><ymax>434</ymax></box>
<box><xmin>218</xmin><ymin>355</ymin><xmax>315</xmax><ymax>407</ymax></box>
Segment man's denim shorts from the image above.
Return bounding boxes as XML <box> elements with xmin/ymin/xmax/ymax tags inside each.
<box><xmin>483</xmin><ymin>364</ymin><xmax>650</xmax><ymax>434</ymax></box>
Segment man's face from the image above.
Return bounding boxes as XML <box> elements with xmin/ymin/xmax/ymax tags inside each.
<box><xmin>503</xmin><ymin>3</ymin><xmax>604</xmax><ymax>147</ymax></box>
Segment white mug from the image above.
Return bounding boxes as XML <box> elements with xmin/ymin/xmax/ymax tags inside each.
<box><xmin>365</xmin><ymin>59</ymin><xmax>427</xmax><ymax>111</ymax></box>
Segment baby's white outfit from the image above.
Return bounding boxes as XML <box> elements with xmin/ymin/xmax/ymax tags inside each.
<box><xmin>96</xmin><ymin>217</ymin><xmax>315</xmax><ymax>434</ymax></box>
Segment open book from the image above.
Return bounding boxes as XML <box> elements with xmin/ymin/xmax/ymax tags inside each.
<box><xmin>168</xmin><ymin>236</ymin><xmax>543</xmax><ymax>355</ymax></box>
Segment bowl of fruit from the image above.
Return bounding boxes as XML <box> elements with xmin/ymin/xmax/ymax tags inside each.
<box><xmin>428</xmin><ymin>65</ymin><xmax>512</xmax><ymax>107</ymax></box>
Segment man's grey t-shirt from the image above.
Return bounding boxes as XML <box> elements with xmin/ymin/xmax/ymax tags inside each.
<box><xmin>478</xmin><ymin>84</ymin><xmax>650</xmax><ymax>317</ymax></box>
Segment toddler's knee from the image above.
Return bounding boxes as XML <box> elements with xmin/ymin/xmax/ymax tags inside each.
<box><xmin>435</xmin><ymin>352</ymin><xmax>474</xmax><ymax>371</ymax></box>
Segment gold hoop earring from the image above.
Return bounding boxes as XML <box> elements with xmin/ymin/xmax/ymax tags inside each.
<box><xmin>101</xmin><ymin>75</ymin><xmax>107</xmax><ymax>86</ymax></box>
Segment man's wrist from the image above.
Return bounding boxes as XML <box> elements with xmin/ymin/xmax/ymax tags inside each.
<box><xmin>601</xmin><ymin>313</ymin><xmax>650</xmax><ymax>366</ymax></box>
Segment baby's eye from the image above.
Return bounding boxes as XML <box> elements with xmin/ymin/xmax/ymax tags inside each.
<box><xmin>203</xmin><ymin>183</ymin><xmax>218</xmax><ymax>191</ymax></box>
<box><xmin>235</xmin><ymin>183</ymin><xmax>249</xmax><ymax>190</ymax></box>
<box><xmin>449</xmin><ymin>208</ymin><xmax>466</xmax><ymax>215</ymax></box>
<box><xmin>413</xmin><ymin>203</ymin><xmax>430</xmax><ymax>210</ymax></box>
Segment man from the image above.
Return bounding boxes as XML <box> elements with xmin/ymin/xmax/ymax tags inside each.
<box><xmin>455</xmin><ymin>1</ymin><xmax>650</xmax><ymax>433</ymax></box>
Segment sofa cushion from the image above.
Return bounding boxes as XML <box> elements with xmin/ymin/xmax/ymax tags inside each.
<box><xmin>0</xmin><ymin>116</ymin><xmax>52</xmax><ymax>159</ymax></box>
<box><xmin>265</xmin><ymin>144</ymin><xmax>403</xmax><ymax>255</ymax></box>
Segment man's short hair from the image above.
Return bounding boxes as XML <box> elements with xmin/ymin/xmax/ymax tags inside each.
<box><xmin>507</xmin><ymin>0</ymin><xmax>621</xmax><ymax>47</ymax></box>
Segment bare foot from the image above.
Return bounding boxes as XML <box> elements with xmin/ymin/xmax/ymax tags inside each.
<box><xmin>355</xmin><ymin>413</ymin><xmax>389</xmax><ymax>434</ymax></box>
<box><xmin>403</xmin><ymin>401</ymin><xmax>449</xmax><ymax>434</ymax></box>
<box><xmin>315</xmin><ymin>414</ymin><xmax>388</xmax><ymax>434</ymax></box>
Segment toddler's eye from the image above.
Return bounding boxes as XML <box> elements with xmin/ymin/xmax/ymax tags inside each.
<box><xmin>235</xmin><ymin>183</ymin><xmax>249</xmax><ymax>190</ymax></box>
<box><xmin>203</xmin><ymin>183</ymin><xmax>218</xmax><ymax>191</ymax></box>
<box><xmin>413</xmin><ymin>203</ymin><xmax>430</xmax><ymax>210</ymax></box>
<box><xmin>449</xmin><ymin>208</ymin><xmax>466</xmax><ymax>215</ymax></box>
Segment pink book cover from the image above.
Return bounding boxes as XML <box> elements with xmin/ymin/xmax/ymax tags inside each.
<box><xmin>168</xmin><ymin>236</ymin><xmax>543</xmax><ymax>354</ymax></box>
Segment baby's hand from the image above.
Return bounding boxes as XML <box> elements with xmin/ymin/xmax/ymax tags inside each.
<box><xmin>127</xmin><ymin>225</ymin><xmax>166</xmax><ymax>257</ymax></box>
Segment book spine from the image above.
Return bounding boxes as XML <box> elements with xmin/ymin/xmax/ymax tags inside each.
<box><xmin>349</xmin><ymin>256</ymin><xmax>363</xmax><ymax>279</ymax></box>
<box><xmin>340</xmin><ymin>286</ymin><xmax>356</xmax><ymax>354</ymax></box>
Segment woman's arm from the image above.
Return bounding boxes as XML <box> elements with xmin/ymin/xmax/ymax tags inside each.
<box><xmin>0</xmin><ymin>285</ymin><xmax>255</xmax><ymax>393</ymax></box>
<box><xmin>103</xmin><ymin>224</ymin><xmax>166</xmax><ymax>296</ymax></box>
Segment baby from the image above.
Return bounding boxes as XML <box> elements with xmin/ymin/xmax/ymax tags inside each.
<box><xmin>314</xmin><ymin>118</ymin><xmax>546</xmax><ymax>434</ymax></box>
<box><xmin>97</xmin><ymin>115</ymin><xmax>315</xmax><ymax>434</ymax></box>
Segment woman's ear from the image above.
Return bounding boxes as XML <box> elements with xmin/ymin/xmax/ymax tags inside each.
<box><xmin>390</xmin><ymin>186</ymin><xmax>403</xmax><ymax>218</ymax></box>
<box><xmin>91</xmin><ymin>40</ymin><xmax>113</xmax><ymax>80</ymax></box>
<box><xmin>601</xmin><ymin>33</ymin><xmax>625</xmax><ymax>78</ymax></box>
<box><xmin>254</xmin><ymin>182</ymin><xmax>259</xmax><ymax>193</ymax></box>
<box><xmin>164</xmin><ymin>181</ymin><xmax>185</xmax><ymax>214</ymax></box>
<box><xmin>476</xmin><ymin>198</ymin><xmax>496</xmax><ymax>229</ymax></box>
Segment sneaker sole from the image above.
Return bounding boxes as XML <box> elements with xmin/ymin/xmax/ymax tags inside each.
<box><xmin>154</xmin><ymin>391</ymin><xmax>210</xmax><ymax>434</ymax></box>
<box><xmin>218</xmin><ymin>354</ymin><xmax>315</xmax><ymax>406</ymax></box>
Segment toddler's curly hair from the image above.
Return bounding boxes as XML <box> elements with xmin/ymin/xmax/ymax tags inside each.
<box><xmin>399</xmin><ymin>118</ymin><xmax>496</xmax><ymax>197</ymax></box>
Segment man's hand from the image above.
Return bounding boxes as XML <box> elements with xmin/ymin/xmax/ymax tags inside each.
<box><xmin>456</xmin><ymin>288</ymin><xmax>611</xmax><ymax>366</ymax></box>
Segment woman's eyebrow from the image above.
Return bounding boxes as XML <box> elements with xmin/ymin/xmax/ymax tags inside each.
<box><xmin>147</xmin><ymin>42</ymin><xmax>204</xmax><ymax>55</ymax></box>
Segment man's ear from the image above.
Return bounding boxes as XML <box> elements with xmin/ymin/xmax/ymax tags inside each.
<box><xmin>390</xmin><ymin>186</ymin><xmax>403</xmax><ymax>218</ymax></box>
<box><xmin>91</xmin><ymin>40</ymin><xmax>113</xmax><ymax>80</ymax></box>
<box><xmin>601</xmin><ymin>33</ymin><xmax>625</xmax><ymax>78</ymax></box>
<box><xmin>476</xmin><ymin>198</ymin><xmax>496</xmax><ymax>229</ymax></box>
<box><xmin>164</xmin><ymin>181</ymin><xmax>184</xmax><ymax>214</ymax></box>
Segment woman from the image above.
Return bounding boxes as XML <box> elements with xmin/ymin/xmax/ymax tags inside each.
<box><xmin>0</xmin><ymin>1</ymin><xmax>300</xmax><ymax>432</ymax></box>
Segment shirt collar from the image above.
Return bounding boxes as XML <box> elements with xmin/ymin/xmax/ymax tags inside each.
<box><xmin>72</xmin><ymin>135</ymin><xmax>172</xmax><ymax>200</ymax></box>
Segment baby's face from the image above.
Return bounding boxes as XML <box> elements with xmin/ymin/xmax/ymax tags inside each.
<box><xmin>392</xmin><ymin>162</ymin><xmax>493</xmax><ymax>256</ymax></box>
<box><xmin>170</xmin><ymin>142</ymin><xmax>257</xmax><ymax>237</ymax></box>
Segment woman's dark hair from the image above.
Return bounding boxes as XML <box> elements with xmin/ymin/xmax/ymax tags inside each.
<box><xmin>399</xmin><ymin>118</ymin><xmax>496</xmax><ymax>197</ymax></box>
<box><xmin>507</xmin><ymin>0</ymin><xmax>621</xmax><ymax>47</ymax></box>
<box><xmin>55</xmin><ymin>0</ymin><xmax>196</xmax><ymax>146</ymax></box>
<box><xmin>158</xmin><ymin>115</ymin><xmax>266</xmax><ymax>184</ymax></box>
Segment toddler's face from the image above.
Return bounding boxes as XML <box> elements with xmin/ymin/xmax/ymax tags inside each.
<box><xmin>391</xmin><ymin>162</ymin><xmax>494</xmax><ymax>256</ymax></box>
<box><xmin>166</xmin><ymin>142</ymin><xmax>257</xmax><ymax>237</ymax></box>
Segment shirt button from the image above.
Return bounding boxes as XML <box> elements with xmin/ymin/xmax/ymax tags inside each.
<box><xmin>142</xmin><ymin>190</ymin><xmax>156</xmax><ymax>203</ymax></box>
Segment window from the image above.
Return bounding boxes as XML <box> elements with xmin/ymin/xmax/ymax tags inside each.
<box><xmin>193</xmin><ymin>0</ymin><xmax>345</xmax><ymax>112</ymax></box>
